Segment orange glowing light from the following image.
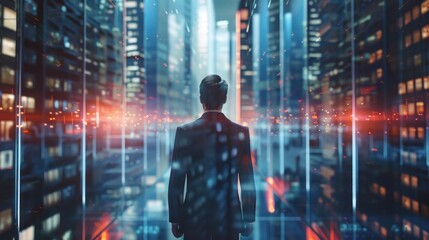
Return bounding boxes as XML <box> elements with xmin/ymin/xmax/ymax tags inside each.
<box><xmin>101</xmin><ymin>231</ymin><xmax>108</xmax><ymax>240</ymax></box>
<box><xmin>306</xmin><ymin>226</ymin><xmax>321</xmax><ymax>240</ymax></box>
<box><xmin>266</xmin><ymin>186</ymin><xmax>275</xmax><ymax>214</ymax></box>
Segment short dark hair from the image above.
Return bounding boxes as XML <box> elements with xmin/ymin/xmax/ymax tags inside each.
<box><xmin>199</xmin><ymin>74</ymin><xmax>228</xmax><ymax>110</ymax></box>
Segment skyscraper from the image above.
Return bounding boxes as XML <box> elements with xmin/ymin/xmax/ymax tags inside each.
<box><xmin>125</xmin><ymin>0</ymin><xmax>145</xmax><ymax>112</ymax></box>
<box><xmin>236</xmin><ymin>0</ymin><xmax>255</xmax><ymax>125</ymax></box>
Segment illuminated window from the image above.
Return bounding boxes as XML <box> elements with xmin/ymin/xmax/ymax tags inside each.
<box><xmin>401</xmin><ymin>127</ymin><xmax>408</xmax><ymax>138</ymax></box>
<box><xmin>376</xmin><ymin>49</ymin><xmax>383</xmax><ymax>60</ymax></box>
<box><xmin>402</xmin><ymin>196</ymin><xmax>411</xmax><ymax>209</ymax></box>
<box><xmin>416</xmin><ymin>102</ymin><xmax>424</xmax><ymax>115</ymax></box>
<box><xmin>423</xmin><ymin>24</ymin><xmax>429</xmax><ymax>39</ymax></box>
<box><xmin>414</xmin><ymin>54</ymin><xmax>422</xmax><ymax>66</ymax></box>
<box><xmin>412</xmin><ymin>200</ymin><xmax>420</xmax><ymax>214</ymax></box>
<box><xmin>403</xmin><ymin>220</ymin><xmax>412</xmax><ymax>233</ymax></box>
<box><xmin>422</xmin><ymin>0</ymin><xmax>429</xmax><ymax>14</ymax></box>
<box><xmin>400</xmin><ymin>104</ymin><xmax>407</xmax><ymax>116</ymax></box>
<box><xmin>381</xmin><ymin>227</ymin><xmax>387</xmax><ymax>237</ymax></box>
<box><xmin>409</xmin><ymin>127</ymin><xmax>416</xmax><ymax>139</ymax></box>
<box><xmin>413</xmin><ymin>6</ymin><xmax>420</xmax><ymax>19</ymax></box>
<box><xmin>361</xmin><ymin>213</ymin><xmax>368</xmax><ymax>223</ymax></box>
<box><xmin>44</xmin><ymin>191</ymin><xmax>61</xmax><ymax>207</ymax></box>
<box><xmin>2</xmin><ymin>38</ymin><xmax>16</xmax><ymax>57</ymax></box>
<box><xmin>0</xmin><ymin>209</ymin><xmax>12</xmax><ymax>233</ymax></box>
<box><xmin>43</xmin><ymin>213</ymin><xmax>60</xmax><ymax>233</ymax></box>
<box><xmin>21</xmin><ymin>225</ymin><xmax>34</xmax><ymax>240</ymax></box>
<box><xmin>413</xmin><ymin>30</ymin><xmax>421</xmax><ymax>43</ymax></box>
<box><xmin>1</xmin><ymin>66</ymin><xmax>15</xmax><ymax>84</ymax></box>
<box><xmin>372</xmin><ymin>183</ymin><xmax>379</xmax><ymax>193</ymax></box>
<box><xmin>408</xmin><ymin>103</ymin><xmax>415</xmax><ymax>115</ymax></box>
<box><xmin>404</xmin><ymin>11</ymin><xmax>411</xmax><ymax>25</ymax></box>
<box><xmin>414</xmin><ymin>225</ymin><xmax>420</xmax><ymax>238</ymax></box>
<box><xmin>2</xmin><ymin>93</ymin><xmax>14</xmax><ymax>111</ymax></box>
<box><xmin>424</xmin><ymin>77</ymin><xmax>429</xmax><ymax>89</ymax></box>
<box><xmin>372</xmin><ymin>221</ymin><xmax>380</xmax><ymax>232</ymax></box>
<box><xmin>22</xmin><ymin>96</ymin><xmax>36</xmax><ymax>113</ymax></box>
<box><xmin>411</xmin><ymin>176</ymin><xmax>418</xmax><ymax>188</ymax></box>
<box><xmin>407</xmin><ymin>80</ymin><xmax>414</xmax><ymax>92</ymax></box>
<box><xmin>0</xmin><ymin>150</ymin><xmax>13</xmax><ymax>170</ymax></box>
<box><xmin>415</xmin><ymin>78</ymin><xmax>423</xmax><ymax>91</ymax></box>
<box><xmin>25</xmin><ymin>74</ymin><xmax>34</xmax><ymax>88</ymax></box>
<box><xmin>3</xmin><ymin>7</ymin><xmax>16</xmax><ymax>31</ymax></box>
<box><xmin>44</xmin><ymin>168</ymin><xmax>61</xmax><ymax>184</ymax></box>
<box><xmin>376</xmin><ymin>68</ymin><xmax>383</xmax><ymax>78</ymax></box>
<box><xmin>399</xmin><ymin>83</ymin><xmax>406</xmax><ymax>95</ymax></box>
<box><xmin>405</xmin><ymin>35</ymin><xmax>412</xmax><ymax>47</ymax></box>
<box><xmin>376</xmin><ymin>30</ymin><xmax>382</xmax><ymax>40</ymax></box>
<box><xmin>402</xmin><ymin>173</ymin><xmax>410</xmax><ymax>186</ymax></box>
<box><xmin>418</xmin><ymin>127</ymin><xmax>425</xmax><ymax>139</ymax></box>
<box><xmin>379</xmin><ymin>186</ymin><xmax>386</xmax><ymax>196</ymax></box>
<box><xmin>0</xmin><ymin>121</ymin><xmax>14</xmax><ymax>141</ymax></box>
<box><xmin>423</xmin><ymin>230</ymin><xmax>429</xmax><ymax>240</ymax></box>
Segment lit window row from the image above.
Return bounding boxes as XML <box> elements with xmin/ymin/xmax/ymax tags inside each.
<box><xmin>371</xmin><ymin>221</ymin><xmax>388</xmax><ymax>238</ymax></box>
<box><xmin>401</xmin><ymin>173</ymin><xmax>418</xmax><ymax>188</ymax></box>
<box><xmin>398</xmin><ymin>77</ymin><xmax>429</xmax><ymax>94</ymax></box>
<box><xmin>44</xmin><ymin>191</ymin><xmax>61</xmax><ymax>207</ymax></box>
<box><xmin>399</xmin><ymin>102</ymin><xmax>425</xmax><ymax>116</ymax></box>
<box><xmin>43</xmin><ymin>213</ymin><xmax>60</xmax><ymax>234</ymax></box>
<box><xmin>371</xmin><ymin>183</ymin><xmax>387</xmax><ymax>196</ymax></box>
<box><xmin>400</xmin><ymin>126</ymin><xmax>425</xmax><ymax>139</ymax></box>
<box><xmin>404</xmin><ymin>2</ymin><xmax>429</xmax><ymax>26</ymax></box>
<box><xmin>401</xmin><ymin>150</ymin><xmax>419</xmax><ymax>165</ymax></box>
<box><xmin>44</xmin><ymin>168</ymin><xmax>62</xmax><ymax>184</ymax></box>
<box><xmin>402</xmin><ymin>196</ymin><xmax>420</xmax><ymax>214</ymax></box>
<box><xmin>405</xmin><ymin>25</ymin><xmax>429</xmax><ymax>47</ymax></box>
<box><xmin>403</xmin><ymin>219</ymin><xmax>429</xmax><ymax>239</ymax></box>
<box><xmin>368</xmin><ymin>49</ymin><xmax>383</xmax><ymax>64</ymax></box>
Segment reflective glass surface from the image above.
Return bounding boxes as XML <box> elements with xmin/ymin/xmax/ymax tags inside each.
<box><xmin>1</xmin><ymin>0</ymin><xmax>429</xmax><ymax>239</ymax></box>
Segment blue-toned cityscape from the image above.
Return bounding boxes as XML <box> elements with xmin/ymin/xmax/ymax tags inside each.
<box><xmin>1</xmin><ymin>0</ymin><xmax>429</xmax><ymax>239</ymax></box>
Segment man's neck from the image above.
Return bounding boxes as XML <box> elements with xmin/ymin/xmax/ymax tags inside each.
<box><xmin>204</xmin><ymin>109</ymin><xmax>222</xmax><ymax>113</ymax></box>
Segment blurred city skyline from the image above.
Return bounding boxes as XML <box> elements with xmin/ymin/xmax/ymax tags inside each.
<box><xmin>0</xmin><ymin>0</ymin><xmax>428</xmax><ymax>239</ymax></box>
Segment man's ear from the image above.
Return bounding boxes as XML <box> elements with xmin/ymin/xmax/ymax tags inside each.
<box><xmin>200</xmin><ymin>95</ymin><xmax>203</xmax><ymax>104</ymax></box>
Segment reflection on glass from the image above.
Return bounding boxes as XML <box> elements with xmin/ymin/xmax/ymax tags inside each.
<box><xmin>0</xmin><ymin>0</ymin><xmax>428</xmax><ymax>239</ymax></box>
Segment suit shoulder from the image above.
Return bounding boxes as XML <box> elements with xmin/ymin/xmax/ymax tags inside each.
<box><xmin>228</xmin><ymin>120</ymin><xmax>248</xmax><ymax>132</ymax></box>
<box><xmin>178</xmin><ymin>118</ymin><xmax>204</xmax><ymax>131</ymax></box>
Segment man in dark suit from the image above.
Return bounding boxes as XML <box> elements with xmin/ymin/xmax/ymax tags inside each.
<box><xmin>168</xmin><ymin>75</ymin><xmax>256</xmax><ymax>240</ymax></box>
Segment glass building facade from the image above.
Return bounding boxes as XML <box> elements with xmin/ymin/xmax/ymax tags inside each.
<box><xmin>1</xmin><ymin>0</ymin><xmax>429</xmax><ymax>239</ymax></box>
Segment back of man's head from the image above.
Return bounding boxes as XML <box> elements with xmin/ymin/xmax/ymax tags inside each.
<box><xmin>199</xmin><ymin>75</ymin><xmax>228</xmax><ymax>110</ymax></box>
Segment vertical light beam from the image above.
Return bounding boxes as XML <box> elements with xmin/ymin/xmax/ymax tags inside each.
<box><xmin>14</xmin><ymin>0</ymin><xmax>24</xmax><ymax>239</ymax></box>
<box><xmin>350</xmin><ymin>0</ymin><xmax>358</xmax><ymax>239</ymax></box>
<box><xmin>81</xmin><ymin>0</ymin><xmax>87</xmax><ymax>239</ymax></box>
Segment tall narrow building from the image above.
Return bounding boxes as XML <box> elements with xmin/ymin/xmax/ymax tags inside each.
<box><xmin>236</xmin><ymin>0</ymin><xmax>255</xmax><ymax>125</ymax></box>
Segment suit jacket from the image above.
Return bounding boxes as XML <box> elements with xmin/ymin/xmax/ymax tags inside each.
<box><xmin>168</xmin><ymin>111</ymin><xmax>256</xmax><ymax>236</ymax></box>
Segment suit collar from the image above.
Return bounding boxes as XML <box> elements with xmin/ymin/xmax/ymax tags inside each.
<box><xmin>200</xmin><ymin>111</ymin><xmax>227</xmax><ymax>120</ymax></box>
